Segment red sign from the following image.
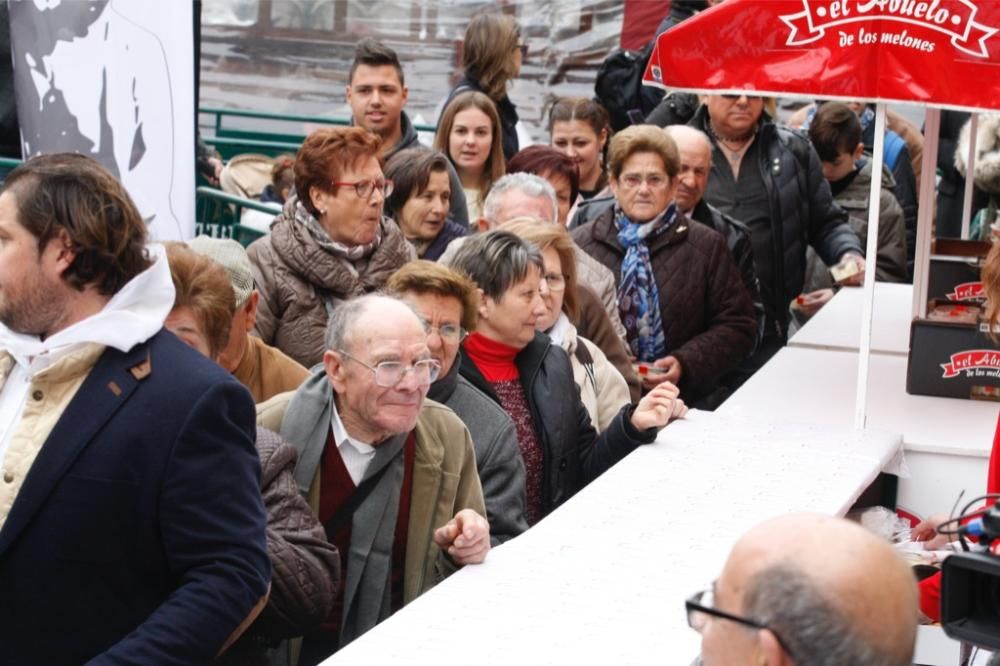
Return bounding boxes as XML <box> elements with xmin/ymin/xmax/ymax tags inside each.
<box><xmin>941</xmin><ymin>349</ymin><xmax>1000</xmax><ymax>378</ymax></box>
<box><xmin>946</xmin><ymin>281</ymin><xmax>985</xmax><ymax>301</ymax></box>
<box><xmin>643</xmin><ymin>0</ymin><xmax>1000</xmax><ymax>111</ymax></box>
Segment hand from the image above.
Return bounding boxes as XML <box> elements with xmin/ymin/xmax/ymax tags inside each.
<box><xmin>630</xmin><ymin>380</ymin><xmax>687</xmax><ymax>431</ymax></box>
<box><xmin>433</xmin><ymin>509</ymin><xmax>490</xmax><ymax>565</ymax></box>
<box><xmin>653</xmin><ymin>355</ymin><xmax>682</xmax><ymax>384</ymax></box>
<box><xmin>795</xmin><ymin>289</ymin><xmax>834</xmax><ymax>317</ymax></box>
<box><xmin>837</xmin><ymin>252</ymin><xmax>866</xmax><ymax>287</ymax></box>
<box><xmin>912</xmin><ymin>513</ymin><xmax>951</xmax><ymax>550</ymax></box>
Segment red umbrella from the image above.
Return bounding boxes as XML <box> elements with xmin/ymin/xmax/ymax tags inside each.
<box><xmin>640</xmin><ymin>0</ymin><xmax>1000</xmax><ymax>427</ymax></box>
<box><xmin>643</xmin><ymin>0</ymin><xmax>1000</xmax><ymax>110</ymax></box>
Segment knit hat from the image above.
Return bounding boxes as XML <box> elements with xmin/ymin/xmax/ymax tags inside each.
<box><xmin>187</xmin><ymin>235</ymin><xmax>255</xmax><ymax>307</ymax></box>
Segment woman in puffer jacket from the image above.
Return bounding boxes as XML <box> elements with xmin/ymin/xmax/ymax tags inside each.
<box><xmin>501</xmin><ymin>218</ymin><xmax>630</xmax><ymax>432</ymax></box>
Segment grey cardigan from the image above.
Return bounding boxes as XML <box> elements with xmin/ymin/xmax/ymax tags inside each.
<box><xmin>428</xmin><ymin>358</ymin><xmax>528</xmax><ymax>545</ymax></box>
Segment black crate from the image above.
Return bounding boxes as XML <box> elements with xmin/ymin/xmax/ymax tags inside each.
<box><xmin>907</xmin><ymin>313</ymin><xmax>1000</xmax><ymax>401</ymax></box>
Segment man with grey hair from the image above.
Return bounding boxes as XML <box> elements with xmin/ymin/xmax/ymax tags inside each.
<box><xmin>663</xmin><ymin>124</ymin><xmax>765</xmax><ymax>353</ymax></box>
<box><xmin>440</xmin><ymin>172</ymin><xmax>640</xmax><ymax>400</ymax></box>
<box><xmin>257</xmin><ymin>294</ymin><xmax>489</xmax><ymax>663</ymax></box>
<box><xmin>689</xmin><ymin>513</ymin><xmax>918</xmax><ymax>666</ymax></box>
<box><xmin>188</xmin><ymin>235</ymin><xmax>308</xmax><ymax>402</ymax></box>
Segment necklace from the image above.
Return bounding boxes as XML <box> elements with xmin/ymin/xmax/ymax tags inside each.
<box><xmin>709</xmin><ymin>123</ymin><xmax>756</xmax><ymax>167</ymax></box>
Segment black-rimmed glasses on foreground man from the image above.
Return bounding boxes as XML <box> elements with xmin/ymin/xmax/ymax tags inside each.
<box><xmin>686</xmin><ymin>587</ymin><xmax>795</xmax><ymax>660</ymax></box>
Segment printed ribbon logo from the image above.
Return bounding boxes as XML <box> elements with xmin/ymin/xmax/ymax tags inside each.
<box><xmin>941</xmin><ymin>349</ymin><xmax>1000</xmax><ymax>378</ymax></box>
<box><xmin>946</xmin><ymin>281</ymin><xmax>985</xmax><ymax>301</ymax></box>
<box><xmin>781</xmin><ymin>0</ymin><xmax>998</xmax><ymax>57</ymax></box>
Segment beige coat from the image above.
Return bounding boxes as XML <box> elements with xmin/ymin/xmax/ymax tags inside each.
<box><xmin>556</xmin><ymin>322</ymin><xmax>631</xmax><ymax>433</ymax></box>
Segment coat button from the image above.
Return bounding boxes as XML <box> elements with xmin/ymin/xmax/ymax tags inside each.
<box><xmin>559</xmin><ymin>459</ymin><xmax>568</xmax><ymax>471</ymax></box>
<box><xmin>2</xmin><ymin>472</ymin><xmax>13</xmax><ymax>484</ymax></box>
<box><xmin>32</xmin><ymin>390</ymin><xmax>43</xmax><ymax>401</ymax></box>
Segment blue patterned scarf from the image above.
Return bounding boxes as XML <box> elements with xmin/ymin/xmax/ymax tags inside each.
<box><xmin>615</xmin><ymin>204</ymin><xmax>676</xmax><ymax>362</ymax></box>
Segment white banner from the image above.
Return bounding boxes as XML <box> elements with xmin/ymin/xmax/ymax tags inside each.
<box><xmin>9</xmin><ymin>0</ymin><xmax>194</xmax><ymax>240</ymax></box>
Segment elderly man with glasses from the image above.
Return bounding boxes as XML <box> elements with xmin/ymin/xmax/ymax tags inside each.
<box><xmin>686</xmin><ymin>513</ymin><xmax>918</xmax><ymax>666</ymax></box>
<box><xmin>258</xmin><ymin>294</ymin><xmax>489</xmax><ymax>664</ymax></box>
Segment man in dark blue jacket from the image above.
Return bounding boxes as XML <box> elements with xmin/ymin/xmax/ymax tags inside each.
<box><xmin>0</xmin><ymin>153</ymin><xmax>270</xmax><ymax>664</ymax></box>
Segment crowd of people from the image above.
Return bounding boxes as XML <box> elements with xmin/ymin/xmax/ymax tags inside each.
<box><xmin>1</xmin><ymin>4</ymin><xmax>998</xmax><ymax>664</ymax></box>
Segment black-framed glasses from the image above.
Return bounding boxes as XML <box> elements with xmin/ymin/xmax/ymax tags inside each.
<box><xmin>685</xmin><ymin>588</ymin><xmax>795</xmax><ymax>659</ymax></box>
<box><xmin>423</xmin><ymin>322</ymin><xmax>467</xmax><ymax>343</ymax></box>
<box><xmin>332</xmin><ymin>178</ymin><xmax>394</xmax><ymax>200</ymax></box>
<box><xmin>335</xmin><ymin>349</ymin><xmax>440</xmax><ymax>387</ymax></box>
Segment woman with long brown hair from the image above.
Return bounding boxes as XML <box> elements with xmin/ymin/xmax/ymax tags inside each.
<box><xmin>438</xmin><ymin>12</ymin><xmax>525</xmax><ymax>162</ymax></box>
<box><xmin>434</xmin><ymin>91</ymin><xmax>506</xmax><ymax>224</ymax></box>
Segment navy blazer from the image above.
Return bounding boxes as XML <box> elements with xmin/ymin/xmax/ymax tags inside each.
<box><xmin>0</xmin><ymin>330</ymin><xmax>271</xmax><ymax>665</ymax></box>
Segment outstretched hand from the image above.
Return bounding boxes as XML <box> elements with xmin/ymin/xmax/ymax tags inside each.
<box><xmin>630</xmin><ymin>381</ymin><xmax>687</xmax><ymax>431</ymax></box>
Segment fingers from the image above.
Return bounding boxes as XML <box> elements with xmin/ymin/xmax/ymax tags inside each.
<box><xmin>436</xmin><ymin>510</ymin><xmax>491</xmax><ymax>565</ymax></box>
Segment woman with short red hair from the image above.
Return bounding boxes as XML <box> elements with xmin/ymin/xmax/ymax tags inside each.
<box><xmin>247</xmin><ymin>127</ymin><xmax>415</xmax><ymax>367</ymax></box>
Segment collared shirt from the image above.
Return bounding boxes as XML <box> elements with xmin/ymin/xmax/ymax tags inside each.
<box><xmin>0</xmin><ymin>361</ymin><xmax>30</xmax><ymax>467</ymax></box>
<box><xmin>330</xmin><ymin>402</ymin><xmax>376</xmax><ymax>486</ymax></box>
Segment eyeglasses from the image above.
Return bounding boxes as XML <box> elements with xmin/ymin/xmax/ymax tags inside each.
<box><xmin>543</xmin><ymin>273</ymin><xmax>567</xmax><ymax>292</ymax></box>
<box><xmin>335</xmin><ymin>349</ymin><xmax>441</xmax><ymax>387</ymax></box>
<box><xmin>423</xmin><ymin>322</ymin><xmax>467</xmax><ymax>343</ymax></box>
<box><xmin>515</xmin><ymin>43</ymin><xmax>528</xmax><ymax>57</ymax></box>
<box><xmin>686</xmin><ymin>588</ymin><xmax>795</xmax><ymax>659</ymax></box>
<box><xmin>619</xmin><ymin>173</ymin><xmax>669</xmax><ymax>190</ymax></box>
<box><xmin>720</xmin><ymin>93</ymin><xmax>762</xmax><ymax>101</ymax></box>
<box><xmin>332</xmin><ymin>179</ymin><xmax>394</xmax><ymax>200</ymax></box>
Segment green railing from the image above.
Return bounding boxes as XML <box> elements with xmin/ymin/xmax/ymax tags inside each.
<box><xmin>199</xmin><ymin>106</ymin><xmax>437</xmax><ymax>159</ymax></box>
<box><xmin>195</xmin><ymin>186</ymin><xmax>272</xmax><ymax>247</ymax></box>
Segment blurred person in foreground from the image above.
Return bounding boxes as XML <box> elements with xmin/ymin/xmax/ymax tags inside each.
<box><xmin>691</xmin><ymin>513</ymin><xmax>918</xmax><ymax>665</ymax></box>
<box><xmin>0</xmin><ymin>153</ymin><xmax>269</xmax><ymax>663</ymax></box>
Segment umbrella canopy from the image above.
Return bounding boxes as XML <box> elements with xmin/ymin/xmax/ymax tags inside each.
<box><xmin>643</xmin><ymin>0</ymin><xmax>1000</xmax><ymax>112</ymax></box>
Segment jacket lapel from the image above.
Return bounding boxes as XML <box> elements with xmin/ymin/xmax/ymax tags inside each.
<box><xmin>0</xmin><ymin>341</ymin><xmax>153</xmax><ymax>558</ymax></box>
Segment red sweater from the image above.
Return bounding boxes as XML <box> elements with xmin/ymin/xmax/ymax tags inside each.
<box><xmin>918</xmin><ymin>412</ymin><xmax>1000</xmax><ymax>621</ymax></box>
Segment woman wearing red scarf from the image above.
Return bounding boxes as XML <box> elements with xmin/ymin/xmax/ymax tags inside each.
<box><xmin>446</xmin><ymin>230</ymin><xmax>687</xmax><ymax>525</ymax></box>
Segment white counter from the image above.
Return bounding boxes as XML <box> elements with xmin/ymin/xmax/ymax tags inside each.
<box><xmin>788</xmin><ymin>282</ymin><xmax>914</xmax><ymax>356</ymax></box>
<box><xmin>325</xmin><ymin>411</ymin><xmax>901</xmax><ymax>666</ymax></box>
<box><xmin>718</xmin><ymin>346</ymin><xmax>997</xmax><ymax>515</ymax></box>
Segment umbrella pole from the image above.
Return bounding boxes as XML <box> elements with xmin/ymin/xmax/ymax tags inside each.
<box><xmin>854</xmin><ymin>102</ymin><xmax>887</xmax><ymax>430</ymax></box>
<box><xmin>912</xmin><ymin>109</ymin><xmax>941</xmax><ymax>320</ymax></box>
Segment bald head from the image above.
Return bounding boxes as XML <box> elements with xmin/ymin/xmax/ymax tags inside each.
<box><xmin>325</xmin><ymin>293</ymin><xmax>423</xmax><ymax>353</ymax></box>
<box><xmin>664</xmin><ymin>125</ymin><xmax>712</xmax><ymax>212</ymax></box>
<box><xmin>705</xmin><ymin>513</ymin><xmax>917</xmax><ymax>666</ymax></box>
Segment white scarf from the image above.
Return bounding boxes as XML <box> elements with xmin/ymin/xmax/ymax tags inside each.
<box><xmin>0</xmin><ymin>243</ymin><xmax>175</xmax><ymax>373</ymax></box>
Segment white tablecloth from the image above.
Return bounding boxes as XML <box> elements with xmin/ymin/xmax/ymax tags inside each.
<box><xmin>326</xmin><ymin>411</ymin><xmax>900</xmax><ymax>665</ymax></box>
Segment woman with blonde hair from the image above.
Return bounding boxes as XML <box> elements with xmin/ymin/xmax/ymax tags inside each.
<box><xmin>501</xmin><ymin>218</ymin><xmax>630</xmax><ymax>432</ymax></box>
<box><xmin>439</xmin><ymin>12</ymin><xmax>525</xmax><ymax>161</ymax></box>
<box><xmin>434</xmin><ymin>91</ymin><xmax>506</xmax><ymax>224</ymax></box>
